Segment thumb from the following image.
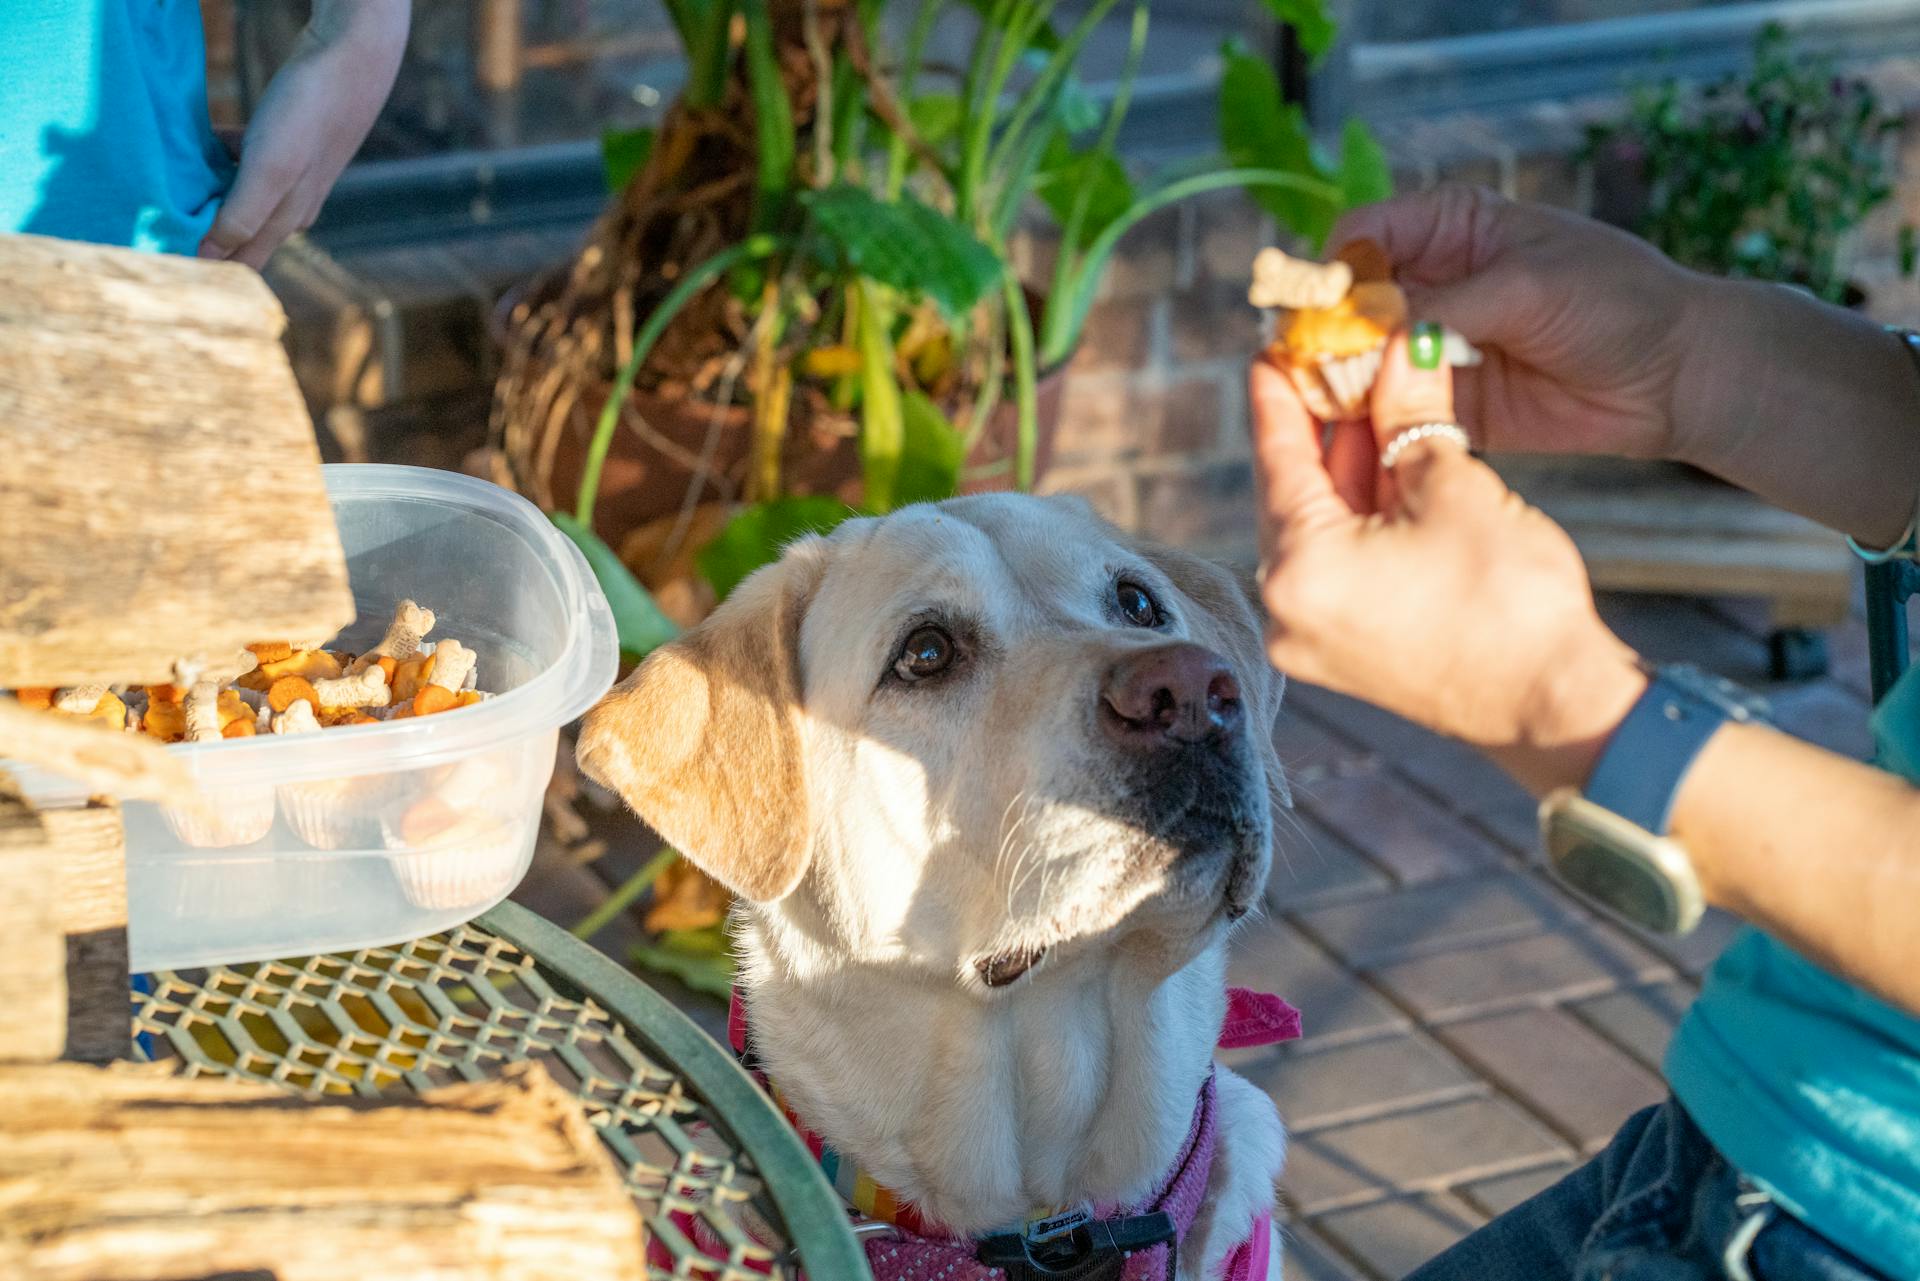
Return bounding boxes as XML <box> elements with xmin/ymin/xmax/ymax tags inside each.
<box><xmin>1370</xmin><ymin>329</ymin><xmax>1456</xmax><ymax>447</ymax></box>
<box><xmin>1369</xmin><ymin>329</ymin><xmax>1476</xmax><ymax>516</ymax></box>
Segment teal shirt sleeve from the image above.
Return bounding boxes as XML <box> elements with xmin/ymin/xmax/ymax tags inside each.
<box><xmin>0</xmin><ymin>0</ymin><xmax>235</xmax><ymax>253</ymax></box>
<box><xmin>1664</xmin><ymin>661</ymin><xmax>1920</xmax><ymax>1281</ymax></box>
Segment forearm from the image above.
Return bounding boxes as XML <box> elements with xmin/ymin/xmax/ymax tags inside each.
<box><xmin>1670</xmin><ymin>721</ymin><xmax>1920</xmax><ymax>1016</ymax></box>
<box><xmin>1675</xmin><ymin>276</ymin><xmax>1920</xmax><ymax>547</ymax></box>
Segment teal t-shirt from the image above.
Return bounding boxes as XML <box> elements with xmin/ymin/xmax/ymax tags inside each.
<box><xmin>1666</xmin><ymin>662</ymin><xmax>1920</xmax><ymax>1280</ymax></box>
<box><xmin>0</xmin><ymin>0</ymin><xmax>232</xmax><ymax>251</ymax></box>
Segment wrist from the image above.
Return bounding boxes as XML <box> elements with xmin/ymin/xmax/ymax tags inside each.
<box><xmin>1494</xmin><ymin>633</ymin><xmax>1648</xmax><ymax>797</ymax></box>
<box><xmin>1666</xmin><ymin>273</ymin><xmax>1756</xmax><ymax>472</ymax></box>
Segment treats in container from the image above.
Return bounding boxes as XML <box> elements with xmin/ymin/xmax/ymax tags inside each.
<box><xmin>5</xmin><ymin>466</ymin><xmax>618</xmax><ymax>971</ymax></box>
<box><xmin>160</xmin><ymin>784</ymin><xmax>277</xmax><ymax>849</ymax></box>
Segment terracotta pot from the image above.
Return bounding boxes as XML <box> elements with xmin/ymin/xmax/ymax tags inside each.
<box><xmin>494</xmin><ymin>281</ymin><xmax>1069</xmax><ymax>549</ymax></box>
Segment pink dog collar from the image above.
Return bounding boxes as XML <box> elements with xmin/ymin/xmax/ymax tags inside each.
<box><xmin>709</xmin><ymin>985</ymin><xmax>1300</xmax><ymax>1280</ymax></box>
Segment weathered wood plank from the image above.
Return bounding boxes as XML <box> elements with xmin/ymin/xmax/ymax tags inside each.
<box><xmin>0</xmin><ymin>775</ymin><xmax>66</xmax><ymax>1064</ymax></box>
<box><xmin>1491</xmin><ymin>455</ymin><xmax>1855</xmax><ymax>624</ymax></box>
<box><xmin>39</xmin><ymin>803</ymin><xmax>128</xmax><ymax>1064</ymax></box>
<box><xmin>0</xmin><ymin>1060</ymin><xmax>648</xmax><ymax>1281</ymax></box>
<box><xmin>0</xmin><ymin>701</ymin><xmax>190</xmax><ymax>803</ymax></box>
<box><xmin>0</xmin><ymin>232</ymin><xmax>353</xmax><ymax>688</ymax></box>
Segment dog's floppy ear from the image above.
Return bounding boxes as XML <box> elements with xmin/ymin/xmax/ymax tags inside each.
<box><xmin>1131</xmin><ymin>537</ymin><xmax>1290</xmax><ymax>805</ymax></box>
<box><xmin>576</xmin><ymin>538</ymin><xmax>829</xmax><ymax>902</ymax></box>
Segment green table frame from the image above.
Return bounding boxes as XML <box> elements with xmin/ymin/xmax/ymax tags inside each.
<box><xmin>131</xmin><ymin>899</ymin><xmax>869</xmax><ymax>1281</ymax></box>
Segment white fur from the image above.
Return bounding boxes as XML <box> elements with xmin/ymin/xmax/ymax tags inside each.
<box><xmin>596</xmin><ymin>495</ymin><xmax>1291</xmax><ymax>1276</ymax></box>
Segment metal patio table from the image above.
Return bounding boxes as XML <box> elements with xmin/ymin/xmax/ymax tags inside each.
<box><xmin>130</xmin><ymin>899</ymin><xmax>868</xmax><ymax>1281</ymax></box>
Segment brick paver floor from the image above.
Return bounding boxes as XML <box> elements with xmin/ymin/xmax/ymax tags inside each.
<box><xmin>1238</xmin><ymin>587</ymin><xmax>1894</xmax><ymax>1279</ymax></box>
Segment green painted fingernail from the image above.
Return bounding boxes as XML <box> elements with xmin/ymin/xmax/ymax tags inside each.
<box><xmin>1410</xmin><ymin>321</ymin><xmax>1444</xmax><ymax>370</ymax></box>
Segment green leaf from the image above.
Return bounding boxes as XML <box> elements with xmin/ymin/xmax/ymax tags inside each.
<box><xmin>856</xmin><ymin>281</ymin><xmax>906</xmax><ymax>511</ymax></box>
<box><xmin>1034</xmin><ymin>138</ymin><xmax>1136</xmax><ymax>249</ymax></box>
<box><xmin>909</xmin><ymin>93</ymin><xmax>964</xmax><ymax>149</ymax></box>
<box><xmin>695</xmin><ymin>496</ymin><xmax>858</xmax><ymax>601</ymax></box>
<box><xmin>631</xmin><ymin>927</ymin><xmax>734</xmax><ymax>998</ymax></box>
<box><xmin>743</xmin><ymin>1</ymin><xmax>795</xmax><ymax>231</ymax></box>
<box><xmin>804</xmin><ymin>185</ymin><xmax>1005</xmax><ymax>320</ymax></box>
<box><xmin>960</xmin><ymin>0</ymin><xmax>1060</xmax><ymax>51</ymax></box>
<box><xmin>896</xmin><ymin>391</ymin><xmax>966</xmax><ymax>507</ymax></box>
<box><xmin>1260</xmin><ymin>0</ymin><xmax>1337</xmax><ymax>62</ymax></box>
<box><xmin>1218</xmin><ymin>40</ymin><xmax>1335</xmax><ymax>244</ymax></box>
<box><xmin>1337</xmin><ymin>118</ymin><xmax>1393</xmax><ymax>209</ymax></box>
<box><xmin>549</xmin><ymin>513</ymin><xmax>680</xmax><ymax>659</ymax></box>
<box><xmin>667</xmin><ymin>0</ymin><xmax>734</xmax><ymax>107</ymax></box>
<box><xmin>600</xmin><ymin>127</ymin><xmax>656</xmax><ymax>194</ymax></box>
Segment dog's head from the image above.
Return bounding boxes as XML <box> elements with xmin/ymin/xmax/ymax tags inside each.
<box><xmin>578</xmin><ymin>493</ymin><xmax>1285</xmax><ymax>989</ymax></box>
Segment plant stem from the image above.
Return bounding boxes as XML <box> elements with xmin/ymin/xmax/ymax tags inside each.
<box><xmin>962</xmin><ymin>0</ymin><xmax>1037</xmax><ymax>235</ymax></box>
<box><xmin>571</xmin><ymin>845</ymin><xmax>679</xmax><ymax>941</ymax></box>
<box><xmin>955</xmin><ymin>0</ymin><xmax>1015</xmax><ymax>225</ymax></box>
<box><xmin>1001</xmin><ymin>272</ymin><xmax>1038</xmax><ymax>491</ymax></box>
<box><xmin>1048</xmin><ymin>0</ymin><xmax>1146</xmax><ymax>274</ymax></box>
<box><xmin>1041</xmin><ymin>167</ymin><xmax>1340</xmax><ymax>368</ymax></box>
<box><xmin>986</xmin><ymin>0</ymin><xmax>1123</xmax><ymax>190</ymax></box>
<box><xmin>886</xmin><ymin>0</ymin><xmax>946</xmax><ymax>200</ymax></box>
<box><xmin>576</xmin><ymin>236</ymin><xmax>785</xmax><ymax>531</ymax></box>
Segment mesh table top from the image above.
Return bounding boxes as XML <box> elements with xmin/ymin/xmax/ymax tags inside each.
<box><xmin>131</xmin><ymin>899</ymin><xmax>868</xmax><ymax>1281</ymax></box>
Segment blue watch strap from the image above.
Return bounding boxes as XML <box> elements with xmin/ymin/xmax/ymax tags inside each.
<box><xmin>1583</xmin><ymin>667</ymin><xmax>1746</xmax><ymax>834</ymax></box>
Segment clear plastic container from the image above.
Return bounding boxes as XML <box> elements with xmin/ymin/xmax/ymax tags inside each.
<box><xmin>11</xmin><ymin>466</ymin><xmax>618</xmax><ymax>971</ymax></box>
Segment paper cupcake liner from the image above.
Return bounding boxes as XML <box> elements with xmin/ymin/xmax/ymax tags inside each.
<box><xmin>379</xmin><ymin>812</ymin><xmax>524</xmax><ymax>911</ymax></box>
<box><xmin>161</xmin><ymin>785</ymin><xmax>276</xmax><ymax>849</ymax></box>
<box><xmin>277</xmin><ymin>775</ymin><xmax>400</xmax><ymax>851</ymax></box>
<box><xmin>1315</xmin><ymin>344</ymin><xmax>1385</xmax><ymax>418</ymax></box>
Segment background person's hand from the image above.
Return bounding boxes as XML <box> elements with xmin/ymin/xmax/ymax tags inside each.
<box><xmin>1334</xmin><ymin>185</ymin><xmax>1707</xmax><ymax>462</ymax></box>
<box><xmin>1251</xmin><ymin>336</ymin><xmax>1647</xmax><ymax>794</ymax></box>
<box><xmin>197</xmin><ymin>1</ymin><xmax>409</xmax><ymax>270</ymax></box>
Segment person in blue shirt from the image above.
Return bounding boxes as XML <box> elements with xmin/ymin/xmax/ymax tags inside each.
<box><xmin>0</xmin><ymin>0</ymin><xmax>406</xmax><ymax>263</ymax></box>
<box><xmin>1251</xmin><ymin>184</ymin><xmax>1920</xmax><ymax>1280</ymax></box>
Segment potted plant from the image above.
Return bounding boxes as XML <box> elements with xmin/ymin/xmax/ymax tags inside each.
<box><xmin>496</xmin><ymin>0</ymin><xmax>1388</xmax><ymax>993</ymax></box>
<box><xmin>1586</xmin><ymin>21</ymin><xmax>1914</xmax><ymax>307</ymax></box>
<box><xmin>492</xmin><ymin>0</ymin><xmax>1388</xmax><ymax>641</ymax></box>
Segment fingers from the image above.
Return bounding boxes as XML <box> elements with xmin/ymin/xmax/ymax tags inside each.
<box><xmin>1249</xmin><ymin>360</ymin><xmax>1351</xmax><ymax>542</ymax></box>
<box><xmin>1370</xmin><ymin>332</ymin><xmax>1456</xmax><ymax>442</ymax></box>
<box><xmin>1331</xmin><ymin>184</ymin><xmax>1503</xmax><ymax>289</ymax></box>
<box><xmin>197</xmin><ymin>151</ymin><xmax>293</xmax><ymax>261</ymax></box>
<box><xmin>1324</xmin><ymin>419</ymin><xmax>1380</xmax><ymax>514</ymax></box>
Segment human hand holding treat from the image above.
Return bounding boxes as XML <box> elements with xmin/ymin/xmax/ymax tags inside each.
<box><xmin>1249</xmin><ymin>238</ymin><xmax>1479</xmax><ymax>424</ymax></box>
<box><xmin>1249</xmin><ymin>334</ymin><xmax>1645</xmax><ymax>796</ymax></box>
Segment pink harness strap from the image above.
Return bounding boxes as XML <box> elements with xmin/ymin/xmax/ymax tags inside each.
<box><xmin>717</xmin><ymin>984</ymin><xmax>1300</xmax><ymax>1280</ymax></box>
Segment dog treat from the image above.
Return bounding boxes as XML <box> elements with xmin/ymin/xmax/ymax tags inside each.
<box><xmin>348</xmin><ymin>600</ymin><xmax>435</xmax><ymax>676</ymax></box>
<box><xmin>1249</xmin><ymin>240</ymin><xmax>1479</xmax><ymax>419</ymax></box>
<box><xmin>7</xmin><ymin>602</ymin><xmax>491</xmax><ymax>748</ymax></box>
<box><xmin>1250</xmin><ymin>241</ymin><xmax>1407</xmax><ymax>420</ymax></box>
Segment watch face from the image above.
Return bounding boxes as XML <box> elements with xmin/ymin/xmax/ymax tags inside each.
<box><xmin>1554</xmin><ymin>840</ymin><xmax>1687</xmax><ymax>935</ymax></box>
<box><xmin>1542</xmin><ymin>793</ymin><xmax>1706</xmax><ymax>936</ymax></box>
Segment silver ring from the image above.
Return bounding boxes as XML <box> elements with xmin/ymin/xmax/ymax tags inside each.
<box><xmin>1379</xmin><ymin>421</ymin><xmax>1471</xmax><ymax>470</ymax></box>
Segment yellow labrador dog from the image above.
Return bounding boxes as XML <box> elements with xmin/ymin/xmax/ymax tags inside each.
<box><xmin>579</xmin><ymin>493</ymin><xmax>1291</xmax><ymax>1279</ymax></box>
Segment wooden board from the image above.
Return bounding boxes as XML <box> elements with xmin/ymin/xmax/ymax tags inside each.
<box><xmin>40</xmin><ymin>803</ymin><xmax>128</xmax><ymax>1064</ymax></box>
<box><xmin>1491</xmin><ymin>455</ymin><xmax>1856</xmax><ymax>627</ymax></box>
<box><xmin>0</xmin><ymin>701</ymin><xmax>190</xmax><ymax>803</ymax></box>
<box><xmin>0</xmin><ymin>1060</ymin><xmax>648</xmax><ymax>1281</ymax></box>
<box><xmin>0</xmin><ymin>233</ymin><xmax>354</xmax><ymax>688</ymax></box>
<box><xmin>0</xmin><ymin>777</ymin><xmax>66</xmax><ymax>1064</ymax></box>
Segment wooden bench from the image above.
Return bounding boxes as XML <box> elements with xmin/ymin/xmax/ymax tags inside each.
<box><xmin>1490</xmin><ymin>455</ymin><xmax>1857</xmax><ymax>679</ymax></box>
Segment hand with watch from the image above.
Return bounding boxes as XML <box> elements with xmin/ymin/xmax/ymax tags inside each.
<box><xmin>1540</xmin><ymin>663</ymin><xmax>1769</xmax><ymax>936</ymax></box>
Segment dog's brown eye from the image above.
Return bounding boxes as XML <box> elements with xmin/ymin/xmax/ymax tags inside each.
<box><xmin>895</xmin><ymin>624</ymin><xmax>955</xmax><ymax>680</ymax></box>
<box><xmin>1116</xmin><ymin>580</ymin><xmax>1160</xmax><ymax>627</ymax></box>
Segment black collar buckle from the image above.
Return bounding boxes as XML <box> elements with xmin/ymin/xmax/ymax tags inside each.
<box><xmin>975</xmin><ymin>1210</ymin><xmax>1176</xmax><ymax>1281</ymax></box>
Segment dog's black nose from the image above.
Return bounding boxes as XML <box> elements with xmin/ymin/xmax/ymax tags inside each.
<box><xmin>1101</xmin><ymin>643</ymin><xmax>1242</xmax><ymax>747</ymax></box>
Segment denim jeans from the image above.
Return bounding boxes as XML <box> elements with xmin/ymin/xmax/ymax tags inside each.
<box><xmin>1402</xmin><ymin>1099</ymin><xmax>1889</xmax><ymax>1281</ymax></box>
